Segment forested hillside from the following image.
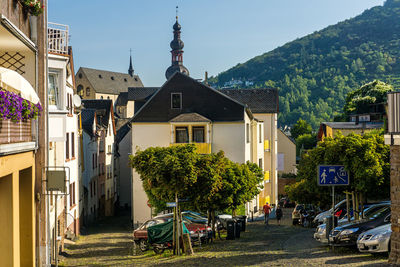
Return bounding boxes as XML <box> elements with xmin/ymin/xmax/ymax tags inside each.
<box><xmin>211</xmin><ymin>0</ymin><xmax>400</xmax><ymax>128</ymax></box>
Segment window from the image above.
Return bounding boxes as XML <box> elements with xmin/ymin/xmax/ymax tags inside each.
<box><xmin>48</xmin><ymin>73</ymin><xmax>59</xmax><ymax>106</ymax></box>
<box><xmin>90</xmin><ymin>182</ymin><xmax>92</xmax><ymax>198</ymax></box>
<box><xmin>259</xmin><ymin>158</ymin><xmax>263</xmax><ymax>170</ymax></box>
<box><xmin>92</xmin><ymin>154</ymin><xmax>94</xmax><ymax>169</ymax></box>
<box><xmin>66</xmin><ymin>133</ymin><xmax>70</xmax><ymax>159</ymax></box>
<box><xmin>108</xmin><ymin>145</ymin><xmax>112</xmax><ymax>154</ymax></box>
<box><xmin>71</xmin><ymin>133</ymin><xmax>75</xmax><ymax>158</ymax></box>
<box><xmin>100</xmin><ymin>96</ymin><xmax>103</xmax><ymax>99</ymax></box>
<box><xmin>77</xmin><ymin>85</ymin><xmax>83</xmax><ymax>96</ymax></box>
<box><xmin>78</xmin><ymin>73</ymin><xmax>82</xmax><ymax>79</ymax></box>
<box><xmin>246</xmin><ymin>123</ymin><xmax>250</xmax><ymax>143</ymax></box>
<box><xmin>69</xmin><ymin>182</ymin><xmax>75</xmax><ymax>207</ymax></box>
<box><xmin>101</xmin><ymin>184</ymin><xmax>105</xmax><ymax>196</ymax></box>
<box><xmin>259</xmin><ymin>124</ymin><xmax>262</xmax><ymax>143</ymax></box>
<box><xmin>171</xmin><ymin>93</ymin><xmax>182</xmax><ymax>109</ymax></box>
<box><xmin>109</xmin><ymin>124</ymin><xmax>111</xmax><ymax>136</ymax></box>
<box><xmin>86</xmin><ymin>87</ymin><xmax>90</xmax><ymax>96</ymax></box>
<box><xmin>175</xmin><ymin>127</ymin><xmax>189</xmax><ymax>143</ymax></box>
<box><xmin>94</xmin><ymin>181</ymin><xmax>96</xmax><ymax>195</ymax></box>
<box><xmin>192</xmin><ymin>126</ymin><xmax>205</xmax><ymax>143</ymax></box>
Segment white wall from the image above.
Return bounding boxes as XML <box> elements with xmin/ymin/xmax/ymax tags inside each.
<box><xmin>131</xmin><ymin>123</ymin><xmax>171</xmax><ymax>225</ymax></box>
<box><xmin>212</xmin><ymin>122</ymin><xmax>246</xmax><ymax>163</ymax></box>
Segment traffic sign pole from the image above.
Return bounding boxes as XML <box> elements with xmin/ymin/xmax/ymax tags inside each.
<box><xmin>332</xmin><ymin>186</ymin><xmax>335</xmax><ymax>239</ymax></box>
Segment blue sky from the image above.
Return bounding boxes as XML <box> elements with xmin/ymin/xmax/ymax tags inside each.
<box><xmin>48</xmin><ymin>0</ymin><xmax>385</xmax><ymax>86</ymax></box>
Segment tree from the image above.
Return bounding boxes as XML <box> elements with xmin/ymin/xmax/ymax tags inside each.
<box><xmin>286</xmin><ymin>130</ymin><xmax>389</xmax><ymax>208</ymax></box>
<box><xmin>344</xmin><ymin>80</ymin><xmax>394</xmax><ymax>116</ymax></box>
<box><xmin>129</xmin><ymin>145</ymin><xmax>199</xmax><ymax>213</ymax></box>
<box><xmin>291</xmin><ymin>119</ymin><xmax>312</xmax><ymax>140</ymax></box>
<box><xmin>296</xmin><ymin>133</ymin><xmax>317</xmax><ymax>156</ymax></box>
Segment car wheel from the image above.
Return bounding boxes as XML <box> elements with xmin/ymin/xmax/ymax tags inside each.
<box><xmin>139</xmin><ymin>239</ymin><xmax>148</xmax><ymax>252</ymax></box>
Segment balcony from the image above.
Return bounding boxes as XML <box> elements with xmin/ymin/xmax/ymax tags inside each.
<box><xmin>0</xmin><ymin>119</ymin><xmax>37</xmax><ymax>155</ymax></box>
<box><xmin>170</xmin><ymin>143</ymin><xmax>211</xmax><ymax>154</ymax></box>
<box><xmin>48</xmin><ymin>23</ymin><xmax>69</xmax><ymax>55</ymax></box>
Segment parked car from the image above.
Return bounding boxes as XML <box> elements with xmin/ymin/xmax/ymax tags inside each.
<box><xmin>133</xmin><ymin>218</ymin><xmax>168</xmax><ymax>251</ymax></box>
<box><xmin>357</xmin><ymin>223</ymin><xmax>391</xmax><ymax>253</ymax></box>
<box><xmin>292</xmin><ymin>204</ymin><xmax>317</xmax><ymax>226</ymax></box>
<box><xmin>279</xmin><ymin>197</ymin><xmax>295</xmax><ymax>208</ymax></box>
<box><xmin>314</xmin><ymin>202</ymin><xmax>391</xmax><ymax>243</ymax></box>
<box><xmin>155</xmin><ymin>214</ymin><xmax>212</xmax><ymax>243</ymax></box>
<box><xmin>313</xmin><ymin>199</ymin><xmax>347</xmax><ymax>225</ymax></box>
<box><xmin>329</xmin><ymin>205</ymin><xmax>391</xmax><ymax>246</ymax></box>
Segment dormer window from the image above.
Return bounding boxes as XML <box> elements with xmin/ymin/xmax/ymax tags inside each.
<box><xmin>171</xmin><ymin>93</ymin><xmax>182</xmax><ymax>109</ymax></box>
<box><xmin>111</xmin><ymin>76</ymin><xmax>114</xmax><ymax>80</ymax></box>
<box><xmin>99</xmin><ymin>74</ymin><xmax>102</xmax><ymax>78</ymax></box>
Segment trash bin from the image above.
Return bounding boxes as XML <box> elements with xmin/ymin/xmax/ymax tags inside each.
<box><xmin>325</xmin><ymin>215</ymin><xmax>338</xmax><ymax>240</ymax></box>
<box><xmin>234</xmin><ymin>216</ymin><xmax>247</xmax><ymax>232</ymax></box>
<box><xmin>226</xmin><ymin>219</ymin><xmax>235</xmax><ymax>240</ymax></box>
<box><xmin>235</xmin><ymin>219</ymin><xmax>241</xmax><ymax>238</ymax></box>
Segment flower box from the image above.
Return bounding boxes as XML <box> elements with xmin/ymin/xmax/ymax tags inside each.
<box><xmin>19</xmin><ymin>0</ymin><xmax>44</xmax><ymax>16</ymax></box>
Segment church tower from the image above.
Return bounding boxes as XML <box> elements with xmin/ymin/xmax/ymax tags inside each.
<box><xmin>128</xmin><ymin>49</ymin><xmax>134</xmax><ymax>77</ymax></box>
<box><xmin>165</xmin><ymin>8</ymin><xmax>189</xmax><ymax>80</ymax></box>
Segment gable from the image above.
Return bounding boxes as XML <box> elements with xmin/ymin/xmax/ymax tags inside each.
<box><xmin>132</xmin><ymin>73</ymin><xmax>246</xmax><ymax>123</ymax></box>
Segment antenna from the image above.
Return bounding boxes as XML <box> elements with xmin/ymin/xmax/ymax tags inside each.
<box><xmin>176</xmin><ymin>5</ymin><xmax>178</xmax><ymax>20</ymax></box>
<box><xmin>130</xmin><ymin>48</ymin><xmax>132</xmax><ymax>57</ymax></box>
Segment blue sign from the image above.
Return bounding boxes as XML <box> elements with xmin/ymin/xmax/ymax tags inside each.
<box><xmin>166</xmin><ymin>202</ymin><xmax>177</xmax><ymax>207</ymax></box>
<box><xmin>318</xmin><ymin>165</ymin><xmax>349</xmax><ymax>186</ymax></box>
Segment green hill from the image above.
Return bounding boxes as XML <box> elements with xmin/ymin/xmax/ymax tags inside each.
<box><xmin>211</xmin><ymin>0</ymin><xmax>400</xmax><ymax>128</ymax></box>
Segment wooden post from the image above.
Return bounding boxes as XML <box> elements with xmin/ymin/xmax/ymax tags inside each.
<box><xmin>352</xmin><ymin>191</ymin><xmax>357</xmax><ymax>221</ymax></box>
<box><xmin>173</xmin><ymin>206</ymin><xmax>176</xmax><ymax>255</ymax></box>
<box><xmin>183</xmin><ymin>233</ymin><xmax>194</xmax><ymax>255</ymax></box>
<box><xmin>360</xmin><ymin>193</ymin><xmax>364</xmax><ymax>219</ymax></box>
<box><xmin>346</xmin><ymin>192</ymin><xmax>350</xmax><ymax>223</ymax></box>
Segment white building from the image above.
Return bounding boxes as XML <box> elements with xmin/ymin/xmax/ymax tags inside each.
<box><xmin>129</xmin><ymin>72</ymin><xmax>278</xmax><ymax>225</ymax></box>
<box><xmin>47</xmin><ymin>23</ymin><xmax>80</xmax><ymax>258</ymax></box>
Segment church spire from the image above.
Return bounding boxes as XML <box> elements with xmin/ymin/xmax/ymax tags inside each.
<box><xmin>165</xmin><ymin>6</ymin><xmax>189</xmax><ymax>80</ymax></box>
<box><xmin>128</xmin><ymin>49</ymin><xmax>134</xmax><ymax>77</ymax></box>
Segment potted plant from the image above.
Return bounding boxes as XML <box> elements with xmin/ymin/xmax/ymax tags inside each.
<box><xmin>20</xmin><ymin>0</ymin><xmax>44</xmax><ymax>16</ymax></box>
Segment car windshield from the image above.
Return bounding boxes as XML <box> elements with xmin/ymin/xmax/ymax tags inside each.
<box><xmin>366</xmin><ymin>206</ymin><xmax>390</xmax><ymax>220</ymax></box>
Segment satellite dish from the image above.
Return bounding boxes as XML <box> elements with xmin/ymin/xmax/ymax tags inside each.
<box><xmin>73</xmin><ymin>94</ymin><xmax>82</xmax><ymax>108</ymax></box>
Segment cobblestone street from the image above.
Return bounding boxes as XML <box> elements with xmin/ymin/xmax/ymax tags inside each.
<box><xmin>59</xmin><ymin>209</ymin><xmax>390</xmax><ymax>266</ymax></box>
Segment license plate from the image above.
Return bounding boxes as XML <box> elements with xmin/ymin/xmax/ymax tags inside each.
<box><xmin>357</xmin><ymin>243</ymin><xmax>365</xmax><ymax>249</ymax></box>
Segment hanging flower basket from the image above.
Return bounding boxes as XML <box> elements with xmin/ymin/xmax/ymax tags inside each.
<box><xmin>20</xmin><ymin>0</ymin><xmax>44</xmax><ymax>16</ymax></box>
<box><xmin>0</xmin><ymin>88</ymin><xmax>42</xmax><ymax>122</ymax></box>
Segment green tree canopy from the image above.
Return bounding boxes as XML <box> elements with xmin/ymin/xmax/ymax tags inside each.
<box><xmin>286</xmin><ymin>130</ymin><xmax>389</xmax><ymax>207</ymax></box>
<box><xmin>291</xmin><ymin>119</ymin><xmax>313</xmax><ymax>140</ymax></box>
<box><xmin>344</xmin><ymin>80</ymin><xmax>394</xmax><ymax>115</ymax></box>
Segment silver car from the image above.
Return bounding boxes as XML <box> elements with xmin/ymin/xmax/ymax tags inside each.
<box><xmin>357</xmin><ymin>223</ymin><xmax>391</xmax><ymax>253</ymax></box>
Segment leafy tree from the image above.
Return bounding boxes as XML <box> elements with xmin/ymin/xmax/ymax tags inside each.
<box><xmin>129</xmin><ymin>145</ymin><xmax>199</xmax><ymax>213</ymax></box>
<box><xmin>286</xmin><ymin>130</ymin><xmax>389</xmax><ymax>208</ymax></box>
<box><xmin>291</xmin><ymin>119</ymin><xmax>313</xmax><ymax>140</ymax></box>
<box><xmin>296</xmin><ymin>133</ymin><xmax>317</xmax><ymax>156</ymax></box>
<box><xmin>343</xmin><ymin>80</ymin><xmax>394</xmax><ymax>116</ymax></box>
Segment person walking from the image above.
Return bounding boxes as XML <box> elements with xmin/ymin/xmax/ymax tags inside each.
<box><xmin>276</xmin><ymin>205</ymin><xmax>283</xmax><ymax>226</ymax></box>
<box><xmin>263</xmin><ymin>202</ymin><xmax>271</xmax><ymax>225</ymax></box>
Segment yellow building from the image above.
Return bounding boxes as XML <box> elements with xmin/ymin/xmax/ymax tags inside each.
<box><xmin>318</xmin><ymin>122</ymin><xmax>383</xmax><ymax>141</ymax></box>
<box><xmin>0</xmin><ymin>2</ymin><xmax>47</xmax><ymax>266</ymax></box>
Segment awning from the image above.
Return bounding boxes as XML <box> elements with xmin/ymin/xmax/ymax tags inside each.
<box><xmin>0</xmin><ymin>67</ymin><xmax>40</xmax><ymax>104</ymax></box>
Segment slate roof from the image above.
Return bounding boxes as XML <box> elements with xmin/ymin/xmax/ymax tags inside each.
<box><xmin>116</xmin><ymin>122</ymin><xmax>131</xmax><ymax>143</ymax></box>
<box><xmin>170</xmin><ymin>113</ymin><xmax>211</xmax><ymax>123</ymax></box>
<box><xmin>128</xmin><ymin>87</ymin><xmax>159</xmax><ymax>101</ymax></box>
<box><xmin>115</xmin><ymin>92</ymin><xmax>128</xmax><ymax>107</ymax></box>
<box><xmin>322</xmin><ymin>122</ymin><xmax>384</xmax><ymax>129</ymax></box>
<box><xmin>77</xmin><ymin>67</ymin><xmax>144</xmax><ymax>95</ymax></box>
<box><xmin>219</xmin><ymin>88</ymin><xmax>279</xmax><ymax>114</ymax></box>
<box><xmin>81</xmin><ymin>109</ymin><xmax>96</xmax><ymax>137</ymax></box>
<box><xmin>131</xmin><ymin>72</ymin><xmax>247</xmax><ymax>123</ymax></box>
<box><xmin>82</xmin><ymin>99</ymin><xmax>112</xmax><ymax>128</ymax></box>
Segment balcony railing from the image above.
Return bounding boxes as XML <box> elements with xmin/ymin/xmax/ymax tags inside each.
<box><xmin>0</xmin><ymin>119</ymin><xmax>37</xmax><ymax>155</ymax></box>
<box><xmin>48</xmin><ymin>23</ymin><xmax>69</xmax><ymax>55</ymax></box>
<box><xmin>170</xmin><ymin>143</ymin><xmax>211</xmax><ymax>154</ymax></box>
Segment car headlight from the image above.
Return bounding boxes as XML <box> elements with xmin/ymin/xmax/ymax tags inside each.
<box><xmin>371</xmin><ymin>231</ymin><xmax>391</xmax><ymax>240</ymax></box>
<box><xmin>340</xmin><ymin>228</ymin><xmax>359</xmax><ymax>236</ymax></box>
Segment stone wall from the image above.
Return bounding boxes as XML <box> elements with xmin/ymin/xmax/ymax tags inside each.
<box><xmin>390</xmin><ymin>145</ymin><xmax>400</xmax><ymax>264</ymax></box>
